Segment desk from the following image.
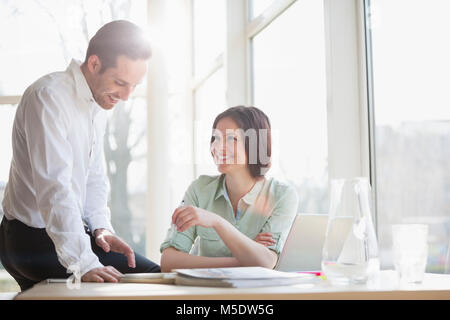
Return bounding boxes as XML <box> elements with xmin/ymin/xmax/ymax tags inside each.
<box><xmin>15</xmin><ymin>271</ymin><xmax>450</xmax><ymax>300</ymax></box>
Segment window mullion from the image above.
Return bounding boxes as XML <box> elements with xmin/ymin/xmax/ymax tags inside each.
<box><xmin>323</xmin><ymin>0</ymin><xmax>367</xmax><ymax>181</ymax></box>
<box><xmin>0</xmin><ymin>96</ymin><xmax>21</xmax><ymax>105</ymax></box>
<box><xmin>225</xmin><ymin>0</ymin><xmax>249</xmax><ymax>107</ymax></box>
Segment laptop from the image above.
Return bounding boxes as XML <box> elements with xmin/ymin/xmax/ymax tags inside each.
<box><xmin>275</xmin><ymin>214</ymin><xmax>329</xmax><ymax>272</ymax></box>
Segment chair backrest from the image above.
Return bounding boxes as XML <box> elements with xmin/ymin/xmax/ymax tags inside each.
<box><xmin>445</xmin><ymin>239</ymin><xmax>450</xmax><ymax>274</ymax></box>
<box><xmin>275</xmin><ymin>213</ymin><xmax>329</xmax><ymax>272</ymax></box>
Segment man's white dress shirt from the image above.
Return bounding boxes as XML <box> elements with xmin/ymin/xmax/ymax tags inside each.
<box><xmin>2</xmin><ymin>59</ymin><xmax>115</xmax><ymax>276</ymax></box>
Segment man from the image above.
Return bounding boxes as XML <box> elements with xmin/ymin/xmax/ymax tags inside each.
<box><xmin>0</xmin><ymin>20</ymin><xmax>160</xmax><ymax>291</ymax></box>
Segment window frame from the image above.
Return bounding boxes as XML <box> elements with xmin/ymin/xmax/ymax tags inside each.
<box><xmin>0</xmin><ymin>96</ymin><xmax>21</xmax><ymax>105</ymax></box>
<box><xmin>247</xmin><ymin>0</ymin><xmax>372</xmax><ymax>187</ymax></box>
<box><xmin>186</xmin><ymin>0</ymin><xmax>374</xmax><ymax>222</ymax></box>
<box><xmin>178</xmin><ymin>0</ymin><xmax>374</xmax><ymax>233</ymax></box>
<box><xmin>247</xmin><ymin>0</ymin><xmax>374</xmax><ymax>210</ymax></box>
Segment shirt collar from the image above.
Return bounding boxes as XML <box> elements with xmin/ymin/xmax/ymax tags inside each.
<box><xmin>214</xmin><ymin>175</ymin><xmax>227</xmax><ymax>201</ymax></box>
<box><xmin>241</xmin><ymin>178</ymin><xmax>264</xmax><ymax>205</ymax></box>
<box><xmin>214</xmin><ymin>174</ymin><xmax>265</xmax><ymax>206</ymax></box>
<box><xmin>68</xmin><ymin>59</ymin><xmax>102</xmax><ymax>117</ymax></box>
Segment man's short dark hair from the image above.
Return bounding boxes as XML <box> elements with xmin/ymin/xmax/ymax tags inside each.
<box><xmin>211</xmin><ymin>106</ymin><xmax>272</xmax><ymax>177</ymax></box>
<box><xmin>84</xmin><ymin>20</ymin><xmax>152</xmax><ymax>73</ymax></box>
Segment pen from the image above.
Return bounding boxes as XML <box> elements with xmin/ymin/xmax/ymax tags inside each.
<box><xmin>170</xmin><ymin>200</ymin><xmax>185</xmax><ymax>237</ymax></box>
<box><xmin>297</xmin><ymin>271</ymin><xmax>326</xmax><ymax>280</ymax></box>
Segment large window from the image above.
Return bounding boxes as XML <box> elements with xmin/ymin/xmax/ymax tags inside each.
<box><xmin>190</xmin><ymin>0</ymin><xmax>329</xmax><ymax>213</ymax></box>
<box><xmin>251</xmin><ymin>0</ymin><xmax>329</xmax><ymax>214</ymax></box>
<box><xmin>367</xmin><ymin>0</ymin><xmax>450</xmax><ymax>273</ymax></box>
<box><xmin>0</xmin><ymin>0</ymin><xmax>149</xmax><ymax>257</ymax></box>
<box><xmin>3</xmin><ymin>0</ymin><xmax>448</xmax><ymax>278</ymax></box>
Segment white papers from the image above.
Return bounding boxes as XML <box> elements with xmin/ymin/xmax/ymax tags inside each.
<box><xmin>173</xmin><ymin>267</ymin><xmax>317</xmax><ymax>288</ymax></box>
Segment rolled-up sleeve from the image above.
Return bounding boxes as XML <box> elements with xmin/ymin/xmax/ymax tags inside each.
<box><xmin>24</xmin><ymin>87</ymin><xmax>103</xmax><ymax>276</ymax></box>
<box><xmin>160</xmin><ymin>181</ymin><xmax>199</xmax><ymax>253</ymax></box>
<box><xmin>261</xmin><ymin>184</ymin><xmax>299</xmax><ymax>255</ymax></box>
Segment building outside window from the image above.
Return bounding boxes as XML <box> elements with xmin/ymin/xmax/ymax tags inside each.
<box><xmin>367</xmin><ymin>0</ymin><xmax>450</xmax><ymax>273</ymax></box>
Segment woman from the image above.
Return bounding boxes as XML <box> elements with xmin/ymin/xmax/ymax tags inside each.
<box><xmin>160</xmin><ymin>106</ymin><xmax>298</xmax><ymax>272</ymax></box>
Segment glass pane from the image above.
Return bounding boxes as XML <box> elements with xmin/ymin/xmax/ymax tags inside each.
<box><xmin>252</xmin><ymin>0</ymin><xmax>328</xmax><ymax>214</ymax></box>
<box><xmin>0</xmin><ymin>105</ymin><xmax>17</xmax><ymax>217</ymax></box>
<box><xmin>193</xmin><ymin>0</ymin><xmax>225</xmax><ymax>77</ymax></box>
<box><xmin>105</xmin><ymin>97</ymin><xmax>148</xmax><ymax>255</ymax></box>
<box><xmin>0</xmin><ymin>0</ymin><xmax>147</xmax><ymax>96</ymax></box>
<box><xmin>194</xmin><ymin>68</ymin><xmax>226</xmax><ymax>176</ymax></box>
<box><xmin>249</xmin><ymin>0</ymin><xmax>275</xmax><ymax>20</ymax></box>
<box><xmin>370</xmin><ymin>0</ymin><xmax>450</xmax><ymax>273</ymax></box>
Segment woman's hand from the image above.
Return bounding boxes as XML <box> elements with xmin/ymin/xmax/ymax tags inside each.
<box><xmin>172</xmin><ymin>206</ymin><xmax>219</xmax><ymax>232</ymax></box>
<box><xmin>254</xmin><ymin>232</ymin><xmax>276</xmax><ymax>247</ymax></box>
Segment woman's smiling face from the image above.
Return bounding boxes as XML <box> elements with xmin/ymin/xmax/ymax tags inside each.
<box><xmin>210</xmin><ymin>117</ymin><xmax>247</xmax><ymax>174</ymax></box>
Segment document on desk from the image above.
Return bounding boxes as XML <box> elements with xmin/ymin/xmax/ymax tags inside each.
<box><xmin>119</xmin><ymin>267</ymin><xmax>318</xmax><ymax>287</ymax></box>
<box><xmin>119</xmin><ymin>272</ymin><xmax>177</xmax><ymax>284</ymax></box>
<box><xmin>173</xmin><ymin>266</ymin><xmax>318</xmax><ymax>288</ymax></box>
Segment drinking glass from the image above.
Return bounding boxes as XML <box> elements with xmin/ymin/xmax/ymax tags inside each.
<box><xmin>392</xmin><ymin>224</ymin><xmax>428</xmax><ymax>283</ymax></box>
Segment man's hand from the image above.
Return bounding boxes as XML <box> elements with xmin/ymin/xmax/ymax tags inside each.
<box><xmin>81</xmin><ymin>266</ymin><xmax>123</xmax><ymax>283</ymax></box>
<box><xmin>94</xmin><ymin>228</ymin><xmax>136</xmax><ymax>268</ymax></box>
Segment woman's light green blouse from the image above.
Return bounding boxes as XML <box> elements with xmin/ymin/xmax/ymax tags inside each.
<box><xmin>160</xmin><ymin>174</ymin><xmax>299</xmax><ymax>257</ymax></box>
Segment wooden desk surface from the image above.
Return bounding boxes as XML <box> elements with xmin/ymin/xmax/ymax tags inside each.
<box><xmin>15</xmin><ymin>271</ymin><xmax>450</xmax><ymax>300</ymax></box>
